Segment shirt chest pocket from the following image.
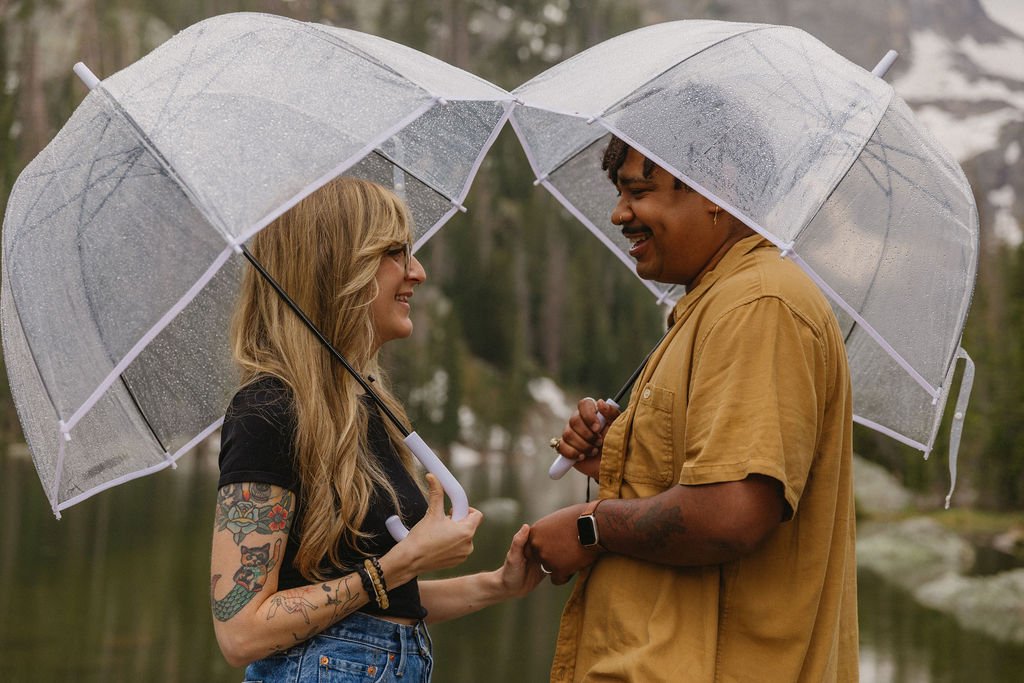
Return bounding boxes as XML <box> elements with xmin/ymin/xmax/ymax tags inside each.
<box><xmin>623</xmin><ymin>382</ymin><xmax>676</xmax><ymax>487</ymax></box>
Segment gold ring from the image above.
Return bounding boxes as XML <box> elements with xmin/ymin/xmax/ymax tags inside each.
<box><xmin>549</xmin><ymin>437</ymin><xmax>561</xmax><ymax>451</ymax></box>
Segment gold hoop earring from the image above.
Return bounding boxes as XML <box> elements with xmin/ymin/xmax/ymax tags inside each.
<box><xmin>713</xmin><ymin>206</ymin><xmax>720</xmax><ymax>226</ymax></box>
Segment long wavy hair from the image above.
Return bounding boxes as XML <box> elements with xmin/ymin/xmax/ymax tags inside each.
<box><xmin>231</xmin><ymin>176</ymin><xmax>419</xmax><ymax>580</ymax></box>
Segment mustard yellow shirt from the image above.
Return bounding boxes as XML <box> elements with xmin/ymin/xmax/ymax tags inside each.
<box><xmin>551</xmin><ymin>236</ymin><xmax>858</xmax><ymax>682</ymax></box>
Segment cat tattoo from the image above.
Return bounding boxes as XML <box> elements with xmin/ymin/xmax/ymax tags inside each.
<box><xmin>211</xmin><ymin>538</ymin><xmax>282</xmax><ymax>621</ymax></box>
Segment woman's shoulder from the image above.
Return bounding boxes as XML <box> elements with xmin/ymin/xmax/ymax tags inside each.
<box><xmin>226</xmin><ymin>374</ymin><xmax>295</xmax><ymax>429</ymax></box>
<box><xmin>219</xmin><ymin>375</ymin><xmax>298</xmax><ymax>483</ymax></box>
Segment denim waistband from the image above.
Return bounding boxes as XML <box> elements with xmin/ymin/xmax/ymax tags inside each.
<box><xmin>244</xmin><ymin>611</ymin><xmax>433</xmax><ymax>682</ymax></box>
<box><xmin>320</xmin><ymin>611</ymin><xmax>432</xmax><ymax>654</ymax></box>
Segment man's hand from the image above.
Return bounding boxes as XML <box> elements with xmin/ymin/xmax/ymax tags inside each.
<box><xmin>525</xmin><ymin>504</ymin><xmax>601</xmax><ymax>585</ymax></box>
<box><xmin>556</xmin><ymin>398</ymin><xmax>621</xmax><ymax>479</ymax></box>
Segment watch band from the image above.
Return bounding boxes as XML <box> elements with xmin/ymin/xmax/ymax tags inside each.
<box><xmin>577</xmin><ymin>498</ymin><xmax>606</xmax><ymax>549</ymax></box>
<box><xmin>581</xmin><ymin>498</ymin><xmax>605</xmax><ymax>518</ymax></box>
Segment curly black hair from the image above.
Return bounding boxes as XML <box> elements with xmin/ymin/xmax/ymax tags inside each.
<box><xmin>600</xmin><ymin>136</ymin><xmax>687</xmax><ymax>191</ymax></box>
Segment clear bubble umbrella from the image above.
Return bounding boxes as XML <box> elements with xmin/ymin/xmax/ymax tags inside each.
<box><xmin>1</xmin><ymin>12</ymin><xmax>512</xmax><ymax>518</ymax></box>
<box><xmin>511</xmin><ymin>20</ymin><xmax>978</xmax><ymax>504</ymax></box>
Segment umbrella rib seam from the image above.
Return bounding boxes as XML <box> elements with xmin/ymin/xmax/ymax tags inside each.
<box><xmin>510</xmin><ymin>115</ymin><xmax>681</xmax><ymax>303</ymax></box>
<box><xmin>233</xmin><ymin>98</ymin><xmax>442</xmax><ymax>248</ymax></box>
<box><xmin>296</xmin><ymin>18</ymin><xmax>512</xmax><ymax>102</ymax></box>
<box><xmin>515</xmin><ymin>23</ymin><xmax>775</xmax><ymax>178</ymax></box>
<box><xmin>415</xmin><ymin>100</ymin><xmax>515</xmax><ymax>249</ymax></box>
<box><xmin>60</xmin><ymin>246</ymin><xmax>235</xmax><ymax>434</ymax></box>
<box><xmin>851</xmin><ymin>414</ymin><xmax>927</xmax><ymax>452</ymax></box>
<box><xmin>538</xmin><ymin>178</ymin><xmax>670</xmax><ymax>302</ymax></box>
<box><xmin>90</xmin><ymin>86</ymin><xmax>235</xmax><ymax>241</ymax></box>
<box><xmin>788</xmin><ymin>84</ymin><xmax>895</xmax><ymax>246</ymax></box>
<box><xmin>53</xmin><ymin>415</ymin><xmax>224</xmax><ymax>513</ymax></box>
<box><xmin>786</xmin><ymin>251</ymin><xmax>939</xmax><ymax>399</ymax></box>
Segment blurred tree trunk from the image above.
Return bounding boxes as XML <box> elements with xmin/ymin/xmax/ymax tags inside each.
<box><xmin>16</xmin><ymin>20</ymin><xmax>50</xmax><ymax>164</ymax></box>
<box><xmin>540</xmin><ymin>221</ymin><xmax>567</xmax><ymax>375</ymax></box>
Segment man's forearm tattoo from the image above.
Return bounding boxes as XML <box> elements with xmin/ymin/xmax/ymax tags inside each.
<box><xmin>604</xmin><ymin>497</ymin><xmax>689</xmax><ymax>550</ymax></box>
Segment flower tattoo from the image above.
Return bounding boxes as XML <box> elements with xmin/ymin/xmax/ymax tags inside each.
<box><xmin>268</xmin><ymin>504</ymin><xmax>289</xmax><ymax>531</ymax></box>
<box><xmin>217</xmin><ymin>483</ymin><xmax>294</xmax><ymax>544</ymax></box>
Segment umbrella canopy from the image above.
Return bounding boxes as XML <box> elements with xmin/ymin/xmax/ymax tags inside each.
<box><xmin>2</xmin><ymin>12</ymin><xmax>512</xmax><ymax>516</ymax></box>
<box><xmin>511</xmin><ymin>20</ymin><xmax>978</xmax><ymax>495</ymax></box>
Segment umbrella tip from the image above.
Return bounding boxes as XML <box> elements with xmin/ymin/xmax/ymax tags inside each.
<box><xmin>73</xmin><ymin>62</ymin><xmax>100</xmax><ymax>90</ymax></box>
<box><xmin>870</xmin><ymin>50</ymin><xmax>899</xmax><ymax>79</ymax></box>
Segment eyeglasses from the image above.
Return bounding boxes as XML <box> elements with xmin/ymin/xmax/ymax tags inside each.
<box><xmin>384</xmin><ymin>242</ymin><xmax>412</xmax><ymax>273</ymax></box>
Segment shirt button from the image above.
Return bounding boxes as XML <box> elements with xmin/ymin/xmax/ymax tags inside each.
<box><xmin>642</xmin><ymin>388</ymin><xmax>651</xmax><ymax>399</ymax></box>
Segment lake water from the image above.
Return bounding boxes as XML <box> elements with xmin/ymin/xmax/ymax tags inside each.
<box><xmin>2</xmin><ymin>443</ymin><xmax>1022</xmax><ymax>682</ymax></box>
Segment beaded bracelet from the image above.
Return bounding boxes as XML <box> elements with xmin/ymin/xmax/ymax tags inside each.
<box><xmin>363</xmin><ymin>558</ymin><xmax>390</xmax><ymax>610</ymax></box>
<box><xmin>356</xmin><ymin>565</ymin><xmax>376</xmax><ymax>605</ymax></box>
<box><xmin>369</xmin><ymin>556</ymin><xmax>387</xmax><ymax>594</ymax></box>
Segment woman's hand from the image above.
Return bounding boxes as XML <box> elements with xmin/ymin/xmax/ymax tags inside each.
<box><xmin>417</xmin><ymin>523</ymin><xmax>545</xmax><ymax>623</ymax></box>
<box><xmin>392</xmin><ymin>473</ymin><xmax>483</xmax><ymax>578</ymax></box>
<box><xmin>494</xmin><ymin>524</ymin><xmax>547</xmax><ymax>598</ymax></box>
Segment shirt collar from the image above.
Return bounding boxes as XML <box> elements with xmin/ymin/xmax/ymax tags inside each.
<box><xmin>670</xmin><ymin>234</ymin><xmax>774</xmax><ymax>322</ymax></box>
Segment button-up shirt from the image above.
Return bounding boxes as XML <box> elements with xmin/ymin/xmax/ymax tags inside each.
<box><xmin>550</xmin><ymin>235</ymin><xmax>858</xmax><ymax>682</ymax></box>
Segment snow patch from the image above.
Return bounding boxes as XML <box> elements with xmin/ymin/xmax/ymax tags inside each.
<box><xmin>458</xmin><ymin>405</ymin><xmax>477</xmax><ymax>434</ymax></box>
<box><xmin>450</xmin><ymin>442</ymin><xmax>482</xmax><ymax>469</ymax></box>
<box><xmin>895</xmin><ymin>32</ymin><xmax>1024</xmax><ymax>106</ymax></box>
<box><xmin>488</xmin><ymin>425</ymin><xmax>511</xmax><ymax>451</ymax></box>
<box><xmin>988</xmin><ymin>185</ymin><xmax>1023</xmax><ymax>247</ymax></box>
<box><xmin>514</xmin><ymin>433</ymin><xmax>542</xmax><ymax>457</ymax></box>
<box><xmin>527</xmin><ymin>377</ymin><xmax>574</xmax><ymax>419</ymax></box>
<box><xmin>892</xmin><ymin>31</ymin><xmax>1024</xmax><ymax>162</ymax></box>
<box><xmin>979</xmin><ymin>0</ymin><xmax>1024</xmax><ymax>39</ymax></box>
<box><xmin>1007</xmin><ymin>140</ymin><xmax>1022</xmax><ymax>165</ymax></box>
<box><xmin>913</xmin><ymin>105</ymin><xmax>1024</xmax><ymax>162</ymax></box>
<box><xmin>409</xmin><ymin>369</ymin><xmax>449</xmax><ymax>423</ymax></box>
<box><xmin>957</xmin><ymin>35</ymin><xmax>1024</xmax><ymax>83</ymax></box>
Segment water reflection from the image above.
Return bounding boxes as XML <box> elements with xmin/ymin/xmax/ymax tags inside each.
<box><xmin>2</xmin><ymin>443</ymin><xmax>1023</xmax><ymax>682</ymax></box>
<box><xmin>858</xmin><ymin>569</ymin><xmax>1024</xmax><ymax>683</ymax></box>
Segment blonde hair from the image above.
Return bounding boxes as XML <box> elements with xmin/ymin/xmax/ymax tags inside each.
<box><xmin>231</xmin><ymin>176</ymin><xmax>419</xmax><ymax>580</ymax></box>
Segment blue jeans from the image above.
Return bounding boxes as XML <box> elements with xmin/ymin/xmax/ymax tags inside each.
<box><xmin>243</xmin><ymin>612</ymin><xmax>433</xmax><ymax>682</ymax></box>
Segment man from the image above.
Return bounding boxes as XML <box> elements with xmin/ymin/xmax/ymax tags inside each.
<box><xmin>527</xmin><ymin>137</ymin><xmax>858</xmax><ymax>682</ymax></box>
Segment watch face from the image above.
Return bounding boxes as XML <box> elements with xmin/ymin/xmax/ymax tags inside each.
<box><xmin>577</xmin><ymin>515</ymin><xmax>599</xmax><ymax>547</ymax></box>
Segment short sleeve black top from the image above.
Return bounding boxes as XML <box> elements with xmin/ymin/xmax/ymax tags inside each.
<box><xmin>217</xmin><ymin>375</ymin><xmax>428</xmax><ymax>620</ymax></box>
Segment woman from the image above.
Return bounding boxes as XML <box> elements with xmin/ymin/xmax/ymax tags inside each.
<box><xmin>211</xmin><ymin>176</ymin><xmax>543</xmax><ymax>680</ymax></box>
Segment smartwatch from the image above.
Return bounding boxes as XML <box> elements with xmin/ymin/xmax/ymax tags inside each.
<box><xmin>576</xmin><ymin>498</ymin><xmax>606</xmax><ymax>550</ymax></box>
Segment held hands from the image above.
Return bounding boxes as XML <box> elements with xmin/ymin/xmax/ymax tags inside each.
<box><xmin>525</xmin><ymin>503</ymin><xmax>601</xmax><ymax>585</ymax></box>
<box><xmin>494</xmin><ymin>524</ymin><xmax>547</xmax><ymax>598</ymax></box>
<box><xmin>557</xmin><ymin>398</ymin><xmax>621</xmax><ymax>479</ymax></box>
<box><xmin>401</xmin><ymin>474</ymin><xmax>483</xmax><ymax>575</ymax></box>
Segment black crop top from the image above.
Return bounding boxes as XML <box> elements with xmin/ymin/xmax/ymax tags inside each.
<box><xmin>217</xmin><ymin>376</ymin><xmax>428</xmax><ymax>620</ymax></box>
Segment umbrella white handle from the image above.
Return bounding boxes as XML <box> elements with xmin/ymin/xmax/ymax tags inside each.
<box><xmin>385</xmin><ymin>431</ymin><xmax>469</xmax><ymax>541</ymax></box>
<box><xmin>549</xmin><ymin>398</ymin><xmax>620</xmax><ymax>479</ymax></box>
